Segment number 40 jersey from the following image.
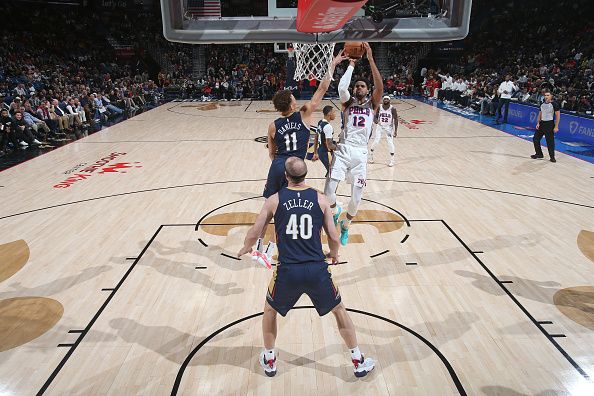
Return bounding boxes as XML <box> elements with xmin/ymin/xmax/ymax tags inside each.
<box><xmin>340</xmin><ymin>98</ymin><xmax>375</xmax><ymax>147</ymax></box>
<box><xmin>274</xmin><ymin>187</ymin><xmax>326</xmax><ymax>264</ymax></box>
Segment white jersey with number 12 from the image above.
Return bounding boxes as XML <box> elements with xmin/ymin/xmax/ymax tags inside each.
<box><xmin>340</xmin><ymin>98</ymin><xmax>375</xmax><ymax>147</ymax></box>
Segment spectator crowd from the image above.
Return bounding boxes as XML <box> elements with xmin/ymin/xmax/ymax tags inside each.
<box><xmin>2</xmin><ymin>0</ymin><xmax>593</xmax><ymax>158</ymax></box>
<box><xmin>417</xmin><ymin>0</ymin><xmax>593</xmax><ymax>121</ymax></box>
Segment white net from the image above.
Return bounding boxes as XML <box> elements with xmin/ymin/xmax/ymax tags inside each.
<box><xmin>292</xmin><ymin>43</ymin><xmax>336</xmax><ymax>81</ymax></box>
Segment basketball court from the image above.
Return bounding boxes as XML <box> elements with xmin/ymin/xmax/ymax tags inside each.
<box><xmin>2</xmin><ymin>0</ymin><xmax>594</xmax><ymax>395</ymax></box>
<box><xmin>1</xmin><ymin>98</ymin><xmax>593</xmax><ymax>395</ymax></box>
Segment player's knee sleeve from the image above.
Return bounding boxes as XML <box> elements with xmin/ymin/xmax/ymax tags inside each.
<box><xmin>324</xmin><ymin>178</ymin><xmax>339</xmax><ymax>204</ymax></box>
<box><xmin>347</xmin><ymin>184</ymin><xmax>364</xmax><ymax>217</ymax></box>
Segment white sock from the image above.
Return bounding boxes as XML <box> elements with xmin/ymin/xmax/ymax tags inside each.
<box><xmin>342</xmin><ymin>218</ymin><xmax>352</xmax><ymax>229</ymax></box>
<box><xmin>264</xmin><ymin>242</ymin><xmax>276</xmax><ymax>258</ymax></box>
<box><xmin>332</xmin><ymin>205</ymin><xmax>338</xmax><ymax>214</ymax></box>
<box><xmin>264</xmin><ymin>348</ymin><xmax>275</xmax><ymax>361</ymax></box>
<box><xmin>350</xmin><ymin>346</ymin><xmax>362</xmax><ymax>361</ymax></box>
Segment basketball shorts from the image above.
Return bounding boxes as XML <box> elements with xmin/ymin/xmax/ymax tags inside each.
<box><xmin>317</xmin><ymin>144</ymin><xmax>332</xmax><ymax>175</ymax></box>
<box><xmin>263</xmin><ymin>157</ymin><xmax>288</xmax><ymax>198</ymax></box>
<box><xmin>329</xmin><ymin>144</ymin><xmax>368</xmax><ymax>186</ymax></box>
<box><xmin>266</xmin><ymin>262</ymin><xmax>341</xmax><ymax>317</ymax></box>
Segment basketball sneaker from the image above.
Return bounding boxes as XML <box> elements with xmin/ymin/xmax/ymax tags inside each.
<box><xmin>250</xmin><ymin>238</ymin><xmax>264</xmax><ymax>262</ymax></box>
<box><xmin>353</xmin><ymin>355</ymin><xmax>375</xmax><ymax>378</ymax></box>
<box><xmin>388</xmin><ymin>158</ymin><xmax>395</xmax><ymax>167</ymax></box>
<box><xmin>259</xmin><ymin>350</ymin><xmax>277</xmax><ymax>377</ymax></box>
<box><xmin>333</xmin><ymin>205</ymin><xmax>343</xmax><ymax>226</ymax></box>
<box><xmin>340</xmin><ymin>220</ymin><xmax>349</xmax><ymax>246</ymax></box>
<box><xmin>252</xmin><ymin>241</ymin><xmax>274</xmax><ymax>269</ymax></box>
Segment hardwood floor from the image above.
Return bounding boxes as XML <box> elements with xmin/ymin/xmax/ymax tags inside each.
<box><xmin>0</xmin><ymin>99</ymin><xmax>592</xmax><ymax>395</ymax></box>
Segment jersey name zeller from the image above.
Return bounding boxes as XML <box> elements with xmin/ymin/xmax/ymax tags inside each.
<box><xmin>282</xmin><ymin>198</ymin><xmax>314</xmax><ymax>211</ymax></box>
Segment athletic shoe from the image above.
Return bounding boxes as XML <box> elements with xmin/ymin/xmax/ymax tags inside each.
<box><xmin>259</xmin><ymin>350</ymin><xmax>277</xmax><ymax>377</ymax></box>
<box><xmin>251</xmin><ymin>238</ymin><xmax>264</xmax><ymax>262</ymax></box>
<box><xmin>353</xmin><ymin>355</ymin><xmax>375</xmax><ymax>378</ymax></box>
<box><xmin>388</xmin><ymin>158</ymin><xmax>394</xmax><ymax>167</ymax></box>
<box><xmin>252</xmin><ymin>251</ymin><xmax>272</xmax><ymax>269</ymax></box>
<box><xmin>340</xmin><ymin>220</ymin><xmax>349</xmax><ymax>246</ymax></box>
<box><xmin>333</xmin><ymin>205</ymin><xmax>343</xmax><ymax>226</ymax></box>
<box><xmin>19</xmin><ymin>141</ymin><xmax>28</xmax><ymax>147</ymax></box>
<box><xmin>530</xmin><ymin>154</ymin><xmax>544</xmax><ymax>159</ymax></box>
<box><xmin>550</xmin><ymin>158</ymin><xmax>556</xmax><ymax>163</ymax></box>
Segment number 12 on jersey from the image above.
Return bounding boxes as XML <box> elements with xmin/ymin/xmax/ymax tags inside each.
<box><xmin>286</xmin><ymin>214</ymin><xmax>312</xmax><ymax>239</ymax></box>
<box><xmin>352</xmin><ymin>116</ymin><xmax>366</xmax><ymax>127</ymax></box>
<box><xmin>284</xmin><ymin>132</ymin><xmax>297</xmax><ymax>151</ymax></box>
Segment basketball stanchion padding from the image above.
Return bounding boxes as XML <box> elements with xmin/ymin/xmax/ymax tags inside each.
<box><xmin>296</xmin><ymin>0</ymin><xmax>368</xmax><ymax>33</ymax></box>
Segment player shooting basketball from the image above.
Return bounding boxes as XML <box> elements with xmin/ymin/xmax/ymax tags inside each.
<box><xmin>324</xmin><ymin>42</ymin><xmax>383</xmax><ymax>245</ymax></box>
<box><xmin>251</xmin><ymin>50</ymin><xmax>349</xmax><ymax>268</ymax></box>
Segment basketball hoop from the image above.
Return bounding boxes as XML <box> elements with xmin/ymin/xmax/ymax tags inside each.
<box><xmin>292</xmin><ymin>42</ymin><xmax>336</xmax><ymax>81</ymax></box>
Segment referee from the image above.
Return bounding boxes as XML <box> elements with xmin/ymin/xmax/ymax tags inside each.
<box><xmin>531</xmin><ymin>90</ymin><xmax>561</xmax><ymax>163</ymax></box>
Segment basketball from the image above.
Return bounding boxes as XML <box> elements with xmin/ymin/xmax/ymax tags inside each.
<box><xmin>344</xmin><ymin>41</ymin><xmax>365</xmax><ymax>59</ymax></box>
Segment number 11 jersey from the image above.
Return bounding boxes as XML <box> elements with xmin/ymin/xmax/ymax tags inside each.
<box><xmin>274</xmin><ymin>187</ymin><xmax>325</xmax><ymax>264</ymax></box>
<box><xmin>274</xmin><ymin>112</ymin><xmax>310</xmax><ymax>158</ymax></box>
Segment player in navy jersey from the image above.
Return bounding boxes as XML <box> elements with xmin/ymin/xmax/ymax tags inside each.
<box><xmin>238</xmin><ymin>157</ymin><xmax>376</xmax><ymax>378</ymax></box>
<box><xmin>252</xmin><ymin>50</ymin><xmax>348</xmax><ymax>268</ymax></box>
<box><xmin>312</xmin><ymin>105</ymin><xmax>337</xmax><ymax>177</ymax></box>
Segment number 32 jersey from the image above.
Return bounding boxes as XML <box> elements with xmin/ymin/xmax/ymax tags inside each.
<box><xmin>274</xmin><ymin>111</ymin><xmax>310</xmax><ymax>158</ymax></box>
<box><xmin>274</xmin><ymin>187</ymin><xmax>325</xmax><ymax>264</ymax></box>
<box><xmin>340</xmin><ymin>98</ymin><xmax>375</xmax><ymax>147</ymax></box>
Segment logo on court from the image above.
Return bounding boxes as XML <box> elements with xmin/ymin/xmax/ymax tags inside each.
<box><xmin>409</xmin><ymin>120</ymin><xmax>432</xmax><ymax>125</ymax></box>
<box><xmin>569</xmin><ymin>121</ymin><xmax>579</xmax><ymax>134</ymax></box>
<box><xmin>53</xmin><ymin>152</ymin><xmax>141</xmax><ymax>188</ymax></box>
<box><xmin>98</xmin><ymin>162</ymin><xmax>142</xmax><ymax>174</ymax></box>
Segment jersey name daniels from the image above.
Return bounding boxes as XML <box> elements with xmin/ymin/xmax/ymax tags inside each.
<box><xmin>277</xmin><ymin>122</ymin><xmax>302</xmax><ymax>134</ymax></box>
<box><xmin>348</xmin><ymin>106</ymin><xmax>371</xmax><ymax>116</ymax></box>
<box><xmin>282</xmin><ymin>198</ymin><xmax>315</xmax><ymax>211</ymax></box>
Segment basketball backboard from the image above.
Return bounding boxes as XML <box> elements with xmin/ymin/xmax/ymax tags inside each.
<box><xmin>161</xmin><ymin>0</ymin><xmax>472</xmax><ymax>44</ymax></box>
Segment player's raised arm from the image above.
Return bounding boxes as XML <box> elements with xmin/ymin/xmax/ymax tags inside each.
<box><xmin>267</xmin><ymin>122</ymin><xmax>276</xmax><ymax>161</ymax></box>
<box><xmin>338</xmin><ymin>58</ymin><xmax>356</xmax><ymax>108</ymax></box>
<box><xmin>238</xmin><ymin>195</ymin><xmax>277</xmax><ymax>257</ymax></box>
<box><xmin>302</xmin><ymin>51</ymin><xmax>348</xmax><ymax>122</ymax></box>
<box><xmin>364</xmin><ymin>43</ymin><xmax>383</xmax><ymax>111</ymax></box>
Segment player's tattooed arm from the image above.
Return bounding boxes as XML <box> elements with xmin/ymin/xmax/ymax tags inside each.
<box><xmin>392</xmin><ymin>107</ymin><xmax>398</xmax><ymax>136</ymax></box>
<box><xmin>267</xmin><ymin>122</ymin><xmax>276</xmax><ymax>161</ymax></box>
<box><xmin>325</xmin><ymin>138</ymin><xmax>337</xmax><ymax>151</ymax></box>
<box><xmin>312</xmin><ymin>131</ymin><xmax>319</xmax><ymax>161</ymax></box>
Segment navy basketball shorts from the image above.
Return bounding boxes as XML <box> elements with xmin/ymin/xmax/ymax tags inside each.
<box><xmin>266</xmin><ymin>262</ymin><xmax>342</xmax><ymax>317</ymax></box>
<box><xmin>263</xmin><ymin>157</ymin><xmax>288</xmax><ymax>198</ymax></box>
<box><xmin>317</xmin><ymin>145</ymin><xmax>331</xmax><ymax>175</ymax></box>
